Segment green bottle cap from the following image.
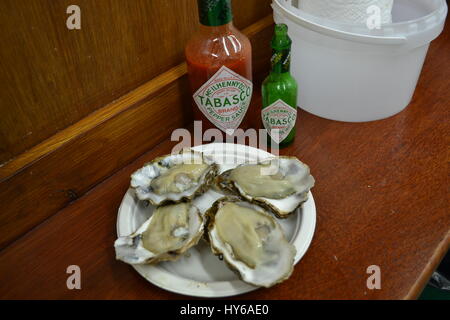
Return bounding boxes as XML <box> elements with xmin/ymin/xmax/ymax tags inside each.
<box><xmin>270</xmin><ymin>24</ymin><xmax>292</xmax><ymax>73</ymax></box>
<box><xmin>198</xmin><ymin>0</ymin><xmax>233</xmax><ymax>27</ymax></box>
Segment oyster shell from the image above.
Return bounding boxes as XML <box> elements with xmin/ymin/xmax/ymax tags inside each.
<box><xmin>217</xmin><ymin>157</ymin><xmax>314</xmax><ymax>218</ymax></box>
<box><xmin>131</xmin><ymin>150</ymin><xmax>218</xmax><ymax>205</ymax></box>
<box><xmin>115</xmin><ymin>202</ymin><xmax>204</xmax><ymax>265</ymax></box>
<box><xmin>206</xmin><ymin>198</ymin><xmax>296</xmax><ymax>288</ymax></box>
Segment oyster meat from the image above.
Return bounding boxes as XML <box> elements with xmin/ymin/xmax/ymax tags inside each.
<box><xmin>131</xmin><ymin>150</ymin><xmax>218</xmax><ymax>205</ymax></box>
<box><xmin>217</xmin><ymin>157</ymin><xmax>314</xmax><ymax>217</ymax></box>
<box><xmin>115</xmin><ymin>202</ymin><xmax>204</xmax><ymax>265</ymax></box>
<box><xmin>206</xmin><ymin>198</ymin><xmax>296</xmax><ymax>288</ymax></box>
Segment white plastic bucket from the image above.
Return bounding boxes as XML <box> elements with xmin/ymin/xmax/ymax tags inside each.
<box><xmin>272</xmin><ymin>0</ymin><xmax>448</xmax><ymax>122</ymax></box>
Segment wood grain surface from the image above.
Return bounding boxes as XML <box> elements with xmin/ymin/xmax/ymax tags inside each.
<box><xmin>0</xmin><ymin>11</ymin><xmax>448</xmax><ymax>301</ymax></box>
<box><xmin>0</xmin><ymin>16</ymin><xmax>273</xmax><ymax>250</ymax></box>
<box><xmin>0</xmin><ymin>0</ymin><xmax>272</xmax><ymax>164</ymax></box>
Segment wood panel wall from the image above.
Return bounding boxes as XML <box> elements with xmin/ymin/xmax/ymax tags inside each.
<box><xmin>0</xmin><ymin>0</ymin><xmax>274</xmax><ymax>249</ymax></box>
<box><xmin>0</xmin><ymin>0</ymin><xmax>272</xmax><ymax>164</ymax></box>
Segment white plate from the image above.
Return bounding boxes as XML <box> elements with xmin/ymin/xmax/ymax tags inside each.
<box><xmin>116</xmin><ymin>143</ymin><xmax>316</xmax><ymax>298</ymax></box>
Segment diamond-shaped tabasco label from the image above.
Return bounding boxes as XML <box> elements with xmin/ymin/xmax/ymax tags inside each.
<box><xmin>262</xmin><ymin>99</ymin><xmax>297</xmax><ymax>144</ymax></box>
<box><xmin>193</xmin><ymin>66</ymin><xmax>253</xmax><ymax>133</ymax></box>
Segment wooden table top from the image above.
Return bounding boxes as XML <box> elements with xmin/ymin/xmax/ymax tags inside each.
<box><xmin>1</xmin><ymin>21</ymin><xmax>449</xmax><ymax>300</ymax></box>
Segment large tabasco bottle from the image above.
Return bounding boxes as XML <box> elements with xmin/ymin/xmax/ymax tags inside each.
<box><xmin>185</xmin><ymin>0</ymin><xmax>253</xmax><ymax>134</ymax></box>
<box><xmin>262</xmin><ymin>24</ymin><xmax>298</xmax><ymax>148</ymax></box>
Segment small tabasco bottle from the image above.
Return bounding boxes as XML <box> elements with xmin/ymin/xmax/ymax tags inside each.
<box><xmin>262</xmin><ymin>24</ymin><xmax>298</xmax><ymax>148</ymax></box>
<box><xmin>185</xmin><ymin>0</ymin><xmax>253</xmax><ymax>134</ymax></box>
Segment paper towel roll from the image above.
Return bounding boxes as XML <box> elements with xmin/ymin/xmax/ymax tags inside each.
<box><xmin>298</xmin><ymin>0</ymin><xmax>394</xmax><ymax>24</ymax></box>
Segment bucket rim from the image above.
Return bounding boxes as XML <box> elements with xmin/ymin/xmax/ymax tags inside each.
<box><xmin>272</xmin><ymin>0</ymin><xmax>448</xmax><ymax>45</ymax></box>
<box><xmin>273</xmin><ymin>0</ymin><xmax>448</xmax><ymax>36</ymax></box>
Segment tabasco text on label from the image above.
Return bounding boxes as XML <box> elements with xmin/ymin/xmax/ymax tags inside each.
<box><xmin>194</xmin><ymin>66</ymin><xmax>253</xmax><ymax>133</ymax></box>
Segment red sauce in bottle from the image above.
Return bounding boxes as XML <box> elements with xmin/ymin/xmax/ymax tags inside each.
<box><xmin>185</xmin><ymin>4</ymin><xmax>253</xmax><ymax>133</ymax></box>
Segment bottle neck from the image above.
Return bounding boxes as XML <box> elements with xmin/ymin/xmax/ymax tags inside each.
<box><xmin>198</xmin><ymin>21</ymin><xmax>234</xmax><ymax>35</ymax></box>
<box><xmin>270</xmin><ymin>47</ymin><xmax>291</xmax><ymax>74</ymax></box>
<box><xmin>198</xmin><ymin>0</ymin><xmax>233</xmax><ymax>27</ymax></box>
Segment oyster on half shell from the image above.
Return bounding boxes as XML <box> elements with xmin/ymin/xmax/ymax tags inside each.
<box><xmin>131</xmin><ymin>150</ymin><xmax>218</xmax><ymax>206</ymax></box>
<box><xmin>206</xmin><ymin>198</ymin><xmax>296</xmax><ymax>288</ymax></box>
<box><xmin>114</xmin><ymin>202</ymin><xmax>204</xmax><ymax>265</ymax></box>
<box><xmin>217</xmin><ymin>157</ymin><xmax>315</xmax><ymax>218</ymax></box>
